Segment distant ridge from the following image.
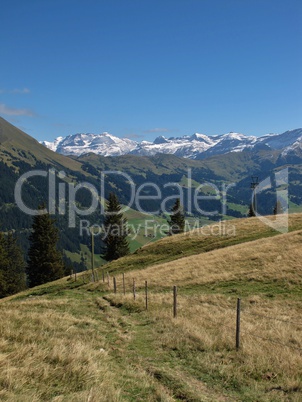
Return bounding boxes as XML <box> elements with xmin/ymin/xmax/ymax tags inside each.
<box><xmin>41</xmin><ymin>128</ymin><xmax>302</xmax><ymax>160</ymax></box>
<box><xmin>0</xmin><ymin>116</ymin><xmax>84</xmax><ymax>171</ymax></box>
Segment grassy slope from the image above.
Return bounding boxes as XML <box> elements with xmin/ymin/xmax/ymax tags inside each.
<box><xmin>0</xmin><ymin>117</ymin><xmax>84</xmax><ymax>171</ymax></box>
<box><xmin>99</xmin><ymin>213</ymin><xmax>302</xmax><ymax>274</ymax></box>
<box><xmin>0</xmin><ymin>216</ymin><xmax>301</xmax><ymax>401</ymax></box>
<box><xmin>0</xmin><ymin>117</ymin><xmax>168</xmax><ymax>262</ymax></box>
<box><xmin>77</xmin><ymin>147</ymin><xmax>282</xmax><ymax>183</ymax></box>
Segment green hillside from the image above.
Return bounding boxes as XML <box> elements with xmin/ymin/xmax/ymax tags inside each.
<box><xmin>0</xmin><ymin>115</ymin><xmax>302</xmax><ymax>279</ymax></box>
<box><xmin>0</xmin><ymin>118</ymin><xmax>169</xmax><ymax>266</ymax></box>
<box><xmin>0</xmin><ymin>215</ymin><xmax>301</xmax><ymax>401</ymax></box>
<box><xmin>96</xmin><ymin>212</ymin><xmax>302</xmax><ymax>274</ymax></box>
<box><xmin>0</xmin><ymin>117</ymin><xmax>83</xmax><ymax>171</ymax></box>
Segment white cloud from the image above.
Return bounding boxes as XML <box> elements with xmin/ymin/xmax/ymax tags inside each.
<box><xmin>11</xmin><ymin>88</ymin><xmax>31</xmax><ymax>94</ymax></box>
<box><xmin>0</xmin><ymin>88</ymin><xmax>30</xmax><ymax>94</ymax></box>
<box><xmin>143</xmin><ymin>127</ymin><xmax>172</xmax><ymax>134</ymax></box>
<box><xmin>123</xmin><ymin>133</ymin><xmax>143</xmax><ymax>139</ymax></box>
<box><xmin>0</xmin><ymin>103</ymin><xmax>35</xmax><ymax>117</ymax></box>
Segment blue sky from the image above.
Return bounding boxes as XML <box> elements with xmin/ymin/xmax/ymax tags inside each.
<box><xmin>0</xmin><ymin>0</ymin><xmax>301</xmax><ymax>142</ymax></box>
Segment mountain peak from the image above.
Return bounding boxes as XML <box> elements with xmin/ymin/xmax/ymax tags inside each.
<box><xmin>153</xmin><ymin>136</ymin><xmax>169</xmax><ymax>144</ymax></box>
<box><xmin>41</xmin><ymin>128</ymin><xmax>302</xmax><ymax>160</ymax></box>
<box><xmin>190</xmin><ymin>133</ymin><xmax>214</xmax><ymax>143</ymax></box>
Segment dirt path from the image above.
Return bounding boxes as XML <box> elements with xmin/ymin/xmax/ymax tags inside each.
<box><xmin>96</xmin><ymin>295</ymin><xmax>235</xmax><ymax>401</ymax></box>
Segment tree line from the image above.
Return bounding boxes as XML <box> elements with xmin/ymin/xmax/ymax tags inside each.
<box><xmin>0</xmin><ymin>232</ymin><xmax>27</xmax><ymax>297</ymax></box>
<box><xmin>2</xmin><ymin>190</ymin><xmax>285</xmax><ymax>298</ymax></box>
<box><xmin>0</xmin><ymin>193</ymin><xmax>185</xmax><ymax>298</ymax></box>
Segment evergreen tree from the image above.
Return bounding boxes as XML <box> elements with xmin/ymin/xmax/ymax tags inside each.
<box><xmin>0</xmin><ymin>232</ymin><xmax>26</xmax><ymax>298</ymax></box>
<box><xmin>103</xmin><ymin>193</ymin><xmax>130</xmax><ymax>261</ymax></box>
<box><xmin>169</xmin><ymin>199</ymin><xmax>185</xmax><ymax>235</ymax></box>
<box><xmin>4</xmin><ymin>232</ymin><xmax>26</xmax><ymax>295</ymax></box>
<box><xmin>0</xmin><ymin>233</ymin><xmax>9</xmax><ymax>297</ymax></box>
<box><xmin>248</xmin><ymin>203</ymin><xmax>256</xmax><ymax>217</ymax></box>
<box><xmin>27</xmin><ymin>206</ymin><xmax>64</xmax><ymax>287</ymax></box>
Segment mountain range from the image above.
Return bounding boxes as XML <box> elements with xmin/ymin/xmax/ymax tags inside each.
<box><xmin>1</xmin><ymin>115</ymin><xmax>302</xmax><ymax>267</ymax></box>
<box><xmin>41</xmin><ymin>129</ymin><xmax>302</xmax><ymax>159</ymax></box>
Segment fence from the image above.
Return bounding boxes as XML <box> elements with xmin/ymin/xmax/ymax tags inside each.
<box><xmin>72</xmin><ymin>269</ymin><xmax>302</xmax><ymax>353</ymax></box>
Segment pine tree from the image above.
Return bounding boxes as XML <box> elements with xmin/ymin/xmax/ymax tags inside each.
<box><xmin>248</xmin><ymin>203</ymin><xmax>256</xmax><ymax>217</ymax></box>
<box><xmin>4</xmin><ymin>232</ymin><xmax>26</xmax><ymax>295</ymax></box>
<box><xmin>103</xmin><ymin>193</ymin><xmax>130</xmax><ymax>261</ymax></box>
<box><xmin>169</xmin><ymin>199</ymin><xmax>185</xmax><ymax>235</ymax></box>
<box><xmin>0</xmin><ymin>233</ymin><xmax>9</xmax><ymax>297</ymax></box>
<box><xmin>0</xmin><ymin>232</ymin><xmax>27</xmax><ymax>298</ymax></box>
<box><xmin>27</xmin><ymin>206</ymin><xmax>64</xmax><ymax>287</ymax></box>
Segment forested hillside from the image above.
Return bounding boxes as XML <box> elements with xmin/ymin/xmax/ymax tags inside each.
<box><xmin>0</xmin><ymin>117</ymin><xmax>302</xmax><ymax>298</ymax></box>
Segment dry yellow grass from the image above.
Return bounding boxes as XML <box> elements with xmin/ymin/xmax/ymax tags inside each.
<box><xmin>105</xmin><ymin>290</ymin><xmax>302</xmax><ymax>401</ymax></box>
<box><xmin>96</xmin><ymin>227</ymin><xmax>302</xmax><ymax>401</ymax></box>
<box><xmin>0</xmin><ymin>298</ymin><xmax>121</xmax><ymax>401</ymax></box>
<box><xmin>106</xmin><ymin>228</ymin><xmax>302</xmax><ymax>291</ymax></box>
<box><xmin>0</xmin><ymin>294</ymin><xmax>182</xmax><ymax>401</ymax></box>
<box><xmin>101</xmin><ymin>213</ymin><xmax>302</xmax><ymax>274</ymax></box>
<box><xmin>1</xmin><ymin>215</ymin><xmax>302</xmax><ymax>400</ymax></box>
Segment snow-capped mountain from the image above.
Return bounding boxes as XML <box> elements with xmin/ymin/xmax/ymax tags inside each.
<box><xmin>41</xmin><ymin>129</ymin><xmax>302</xmax><ymax>160</ymax></box>
<box><xmin>277</xmin><ymin>130</ymin><xmax>302</xmax><ymax>163</ymax></box>
<box><xmin>41</xmin><ymin>132</ymin><xmax>137</xmax><ymax>157</ymax></box>
<box><xmin>260</xmin><ymin>129</ymin><xmax>302</xmax><ymax>150</ymax></box>
<box><xmin>42</xmin><ymin>136</ymin><xmax>65</xmax><ymax>152</ymax></box>
<box><xmin>194</xmin><ymin>132</ymin><xmax>257</xmax><ymax>160</ymax></box>
<box><xmin>129</xmin><ymin>133</ymin><xmax>218</xmax><ymax>159</ymax></box>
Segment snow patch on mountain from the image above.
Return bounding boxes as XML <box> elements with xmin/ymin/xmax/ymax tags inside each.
<box><xmin>280</xmin><ymin>133</ymin><xmax>302</xmax><ymax>157</ymax></box>
<box><xmin>259</xmin><ymin>129</ymin><xmax>302</xmax><ymax>150</ymax></box>
<box><xmin>42</xmin><ymin>132</ymin><xmax>137</xmax><ymax>157</ymax></box>
<box><xmin>41</xmin><ymin>136</ymin><xmax>64</xmax><ymax>152</ymax></box>
<box><xmin>130</xmin><ymin>133</ymin><xmax>217</xmax><ymax>158</ymax></box>
<box><xmin>41</xmin><ymin>129</ymin><xmax>302</xmax><ymax>160</ymax></box>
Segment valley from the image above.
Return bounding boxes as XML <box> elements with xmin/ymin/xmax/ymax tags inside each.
<box><xmin>1</xmin><ymin>116</ymin><xmax>302</xmax><ymax>272</ymax></box>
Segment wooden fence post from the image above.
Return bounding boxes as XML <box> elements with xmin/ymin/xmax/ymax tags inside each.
<box><xmin>123</xmin><ymin>273</ymin><xmax>125</xmax><ymax>295</ymax></box>
<box><xmin>107</xmin><ymin>272</ymin><xmax>110</xmax><ymax>287</ymax></box>
<box><xmin>113</xmin><ymin>277</ymin><xmax>117</xmax><ymax>294</ymax></box>
<box><xmin>145</xmin><ymin>280</ymin><xmax>148</xmax><ymax>310</ymax></box>
<box><xmin>173</xmin><ymin>286</ymin><xmax>177</xmax><ymax>318</ymax></box>
<box><xmin>133</xmin><ymin>279</ymin><xmax>136</xmax><ymax>300</ymax></box>
<box><xmin>236</xmin><ymin>298</ymin><xmax>241</xmax><ymax>350</ymax></box>
<box><xmin>91</xmin><ymin>230</ymin><xmax>95</xmax><ymax>282</ymax></box>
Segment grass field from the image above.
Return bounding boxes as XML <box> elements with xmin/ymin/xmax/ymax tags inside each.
<box><xmin>98</xmin><ymin>213</ymin><xmax>302</xmax><ymax>274</ymax></box>
<box><xmin>0</xmin><ymin>214</ymin><xmax>301</xmax><ymax>401</ymax></box>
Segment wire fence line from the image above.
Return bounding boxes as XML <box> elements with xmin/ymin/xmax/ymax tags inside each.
<box><xmin>198</xmin><ymin>311</ymin><xmax>238</xmax><ymax>334</ymax></box>
<box><xmin>199</xmin><ymin>309</ymin><xmax>302</xmax><ymax>352</ymax></box>
<box><xmin>78</xmin><ymin>269</ymin><xmax>302</xmax><ymax>353</ymax></box>
<box><xmin>241</xmin><ymin>330</ymin><xmax>302</xmax><ymax>352</ymax></box>
<box><xmin>130</xmin><ymin>278</ymin><xmax>301</xmax><ymax>353</ymax></box>
<box><xmin>243</xmin><ymin>310</ymin><xmax>302</xmax><ymax>327</ymax></box>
